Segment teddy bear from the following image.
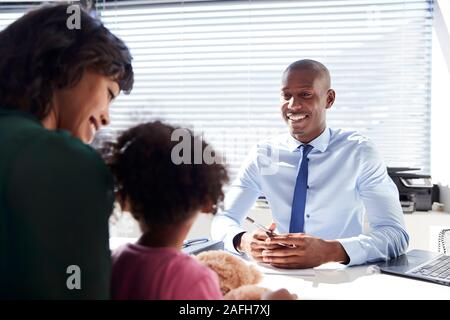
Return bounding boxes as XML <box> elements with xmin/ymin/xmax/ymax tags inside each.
<box><xmin>195</xmin><ymin>250</ymin><xmax>269</xmax><ymax>300</ymax></box>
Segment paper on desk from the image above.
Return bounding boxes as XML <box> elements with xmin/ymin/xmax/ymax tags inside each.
<box><xmin>255</xmin><ymin>262</ymin><xmax>346</xmax><ymax>276</ymax></box>
<box><xmin>254</xmin><ymin>263</ymin><xmax>315</xmax><ymax>276</ymax></box>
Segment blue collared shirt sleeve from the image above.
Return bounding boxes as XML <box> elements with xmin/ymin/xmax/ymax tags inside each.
<box><xmin>337</xmin><ymin>142</ymin><xmax>409</xmax><ymax>266</ymax></box>
<box><xmin>211</xmin><ymin>146</ymin><xmax>262</xmax><ymax>253</ymax></box>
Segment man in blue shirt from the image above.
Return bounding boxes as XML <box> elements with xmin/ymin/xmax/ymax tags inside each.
<box><xmin>211</xmin><ymin>59</ymin><xmax>409</xmax><ymax>268</ymax></box>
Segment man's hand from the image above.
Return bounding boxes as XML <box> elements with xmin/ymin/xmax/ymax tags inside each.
<box><xmin>262</xmin><ymin>233</ymin><xmax>350</xmax><ymax>269</ymax></box>
<box><xmin>237</xmin><ymin>223</ymin><xmax>280</xmax><ymax>262</ymax></box>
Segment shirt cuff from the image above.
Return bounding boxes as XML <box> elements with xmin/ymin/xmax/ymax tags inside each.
<box><xmin>336</xmin><ymin>237</ymin><xmax>367</xmax><ymax>266</ymax></box>
<box><xmin>223</xmin><ymin>226</ymin><xmax>247</xmax><ymax>254</ymax></box>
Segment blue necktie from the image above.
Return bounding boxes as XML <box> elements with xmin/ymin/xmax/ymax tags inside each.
<box><xmin>289</xmin><ymin>144</ymin><xmax>313</xmax><ymax>233</ymax></box>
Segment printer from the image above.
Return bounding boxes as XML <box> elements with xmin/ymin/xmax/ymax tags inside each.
<box><xmin>387</xmin><ymin>167</ymin><xmax>437</xmax><ymax>213</ymax></box>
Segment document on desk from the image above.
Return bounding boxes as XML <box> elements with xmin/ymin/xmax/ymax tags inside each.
<box><xmin>254</xmin><ymin>262</ymin><xmax>346</xmax><ymax>276</ymax></box>
<box><xmin>254</xmin><ymin>263</ymin><xmax>315</xmax><ymax>276</ymax></box>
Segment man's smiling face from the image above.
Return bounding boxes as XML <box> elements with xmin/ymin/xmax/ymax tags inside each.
<box><xmin>280</xmin><ymin>68</ymin><xmax>335</xmax><ymax>143</ymax></box>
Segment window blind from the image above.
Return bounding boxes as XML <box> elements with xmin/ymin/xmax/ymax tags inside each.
<box><xmin>0</xmin><ymin>0</ymin><xmax>433</xmax><ymax>179</ymax></box>
<box><xmin>95</xmin><ymin>0</ymin><xmax>433</xmax><ymax>178</ymax></box>
<box><xmin>0</xmin><ymin>3</ymin><xmax>34</xmax><ymax>31</ymax></box>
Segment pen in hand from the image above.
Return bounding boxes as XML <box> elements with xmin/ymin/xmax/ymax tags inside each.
<box><xmin>245</xmin><ymin>217</ymin><xmax>274</xmax><ymax>237</ymax></box>
<box><xmin>245</xmin><ymin>217</ymin><xmax>295</xmax><ymax>248</ymax></box>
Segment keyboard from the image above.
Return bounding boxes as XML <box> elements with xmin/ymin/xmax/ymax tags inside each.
<box><xmin>410</xmin><ymin>255</ymin><xmax>450</xmax><ymax>280</ymax></box>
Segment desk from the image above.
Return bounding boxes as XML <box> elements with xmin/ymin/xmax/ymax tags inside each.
<box><xmin>260</xmin><ymin>264</ymin><xmax>450</xmax><ymax>300</ymax></box>
<box><xmin>110</xmin><ymin>237</ymin><xmax>450</xmax><ymax>299</ymax></box>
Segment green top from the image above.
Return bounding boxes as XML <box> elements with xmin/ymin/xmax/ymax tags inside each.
<box><xmin>0</xmin><ymin>108</ymin><xmax>114</xmax><ymax>299</ymax></box>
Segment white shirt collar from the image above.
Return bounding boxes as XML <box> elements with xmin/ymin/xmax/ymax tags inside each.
<box><xmin>286</xmin><ymin>127</ymin><xmax>331</xmax><ymax>153</ymax></box>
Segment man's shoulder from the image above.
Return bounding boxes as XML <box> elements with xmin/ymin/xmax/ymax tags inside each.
<box><xmin>330</xmin><ymin>128</ymin><xmax>374</xmax><ymax>149</ymax></box>
<box><xmin>329</xmin><ymin>128</ymin><xmax>382</xmax><ymax>165</ymax></box>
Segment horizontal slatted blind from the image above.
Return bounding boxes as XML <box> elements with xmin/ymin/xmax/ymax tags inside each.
<box><xmin>0</xmin><ymin>0</ymin><xmax>433</xmax><ymax>179</ymax></box>
<box><xmin>96</xmin><ymin>0</ymin><xmax>433</xmax><ymax>178</ymax></box>
<box><xmin>0</xmin><ymin>3</ymin><xmax>34</xmax><ymax>30</ymax></box>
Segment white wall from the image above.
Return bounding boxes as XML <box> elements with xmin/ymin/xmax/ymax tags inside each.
<box><xmin>431</xmin><ymin>0</ymin><xmax>450</xmax><ymax>211</ymax></box>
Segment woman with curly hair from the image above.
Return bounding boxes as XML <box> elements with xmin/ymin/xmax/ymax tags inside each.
<box><xmin>0</xmin><ymin>3</ymin><xmax>133</xmax><ymax>299</ymax></box>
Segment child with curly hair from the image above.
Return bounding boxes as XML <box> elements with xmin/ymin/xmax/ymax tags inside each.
<box><xmin>106</xmin><ymin>121</ymin><xmax>295</xmax><ymax>300</ymax></box>
<box><xmin>106</xmin><ymin>121</ymin><xmax>227</xmax><ymax>299</ymax></box>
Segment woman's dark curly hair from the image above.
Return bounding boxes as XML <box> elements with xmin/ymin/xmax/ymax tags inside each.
<box><xmin>0</xmin><ymin>3</ymin><xmax>133</xmax><ymax>119</ymax></box>
<box><xmin>105</xmin><ymin>121</ymin><xmax>229</xmax><ymax>227</ymax></box>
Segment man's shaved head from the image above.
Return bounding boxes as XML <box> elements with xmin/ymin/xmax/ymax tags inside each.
<box><xmin>283</xmin><ymin>59</ymin><xmax>331</xmax><ymax>90</ymax></box>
